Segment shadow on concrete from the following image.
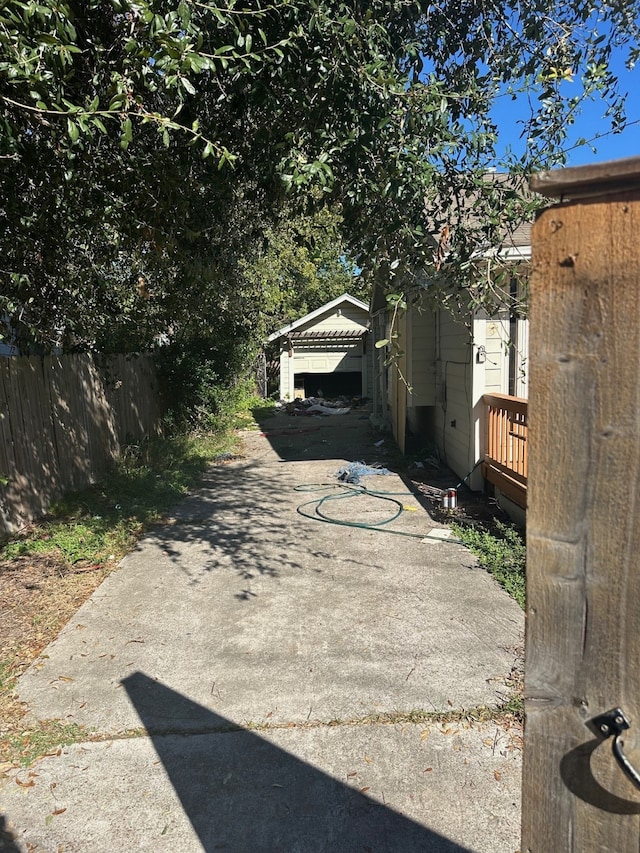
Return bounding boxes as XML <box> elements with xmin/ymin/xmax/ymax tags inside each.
<box><xmin>140</xmin><ymin>458</ymin><xmax>385</xmax><ymax>602</ymax></box>
<box><xmin>251</xmin><ymin>406</ymin><xmax>510</xmax><ymax>533</ymax></box>
<box><xmin>254</xmin><ymin>411</ymin><xmax>495</xmax><ymax>547</ymax></box>
<box><xmin>250</xmin><ymin>409</ymin><xmax>473</xmax><ymax>525</ymax></box>
<box><xmin>252</xmin><ymin>408</ymin><xmax>387</xmax><ymax>465</ymax></box>
<box><xmin>0</xmin><ymin>815</ymin><xmax>22</xmax><ymax>853</ymax></box>
<box><xmin>122</xmin><ymin>671</ymin><xmax>473</xmax><ymax>853</ymax></box>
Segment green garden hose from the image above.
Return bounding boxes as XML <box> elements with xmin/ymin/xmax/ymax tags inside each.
<box><xmin>294</xmin><ymin>483</ymin><xmax>431</xmax><ymax>539</ymax></box>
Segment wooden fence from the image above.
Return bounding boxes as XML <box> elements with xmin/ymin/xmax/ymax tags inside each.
<box><xmin>0</xmin><ymin>353</ymin><xmax>164</xmax><ymax>536</ymax></box>
<box><xmin>481</xmin><ymin>392</ymin><xmax>528</xmax><ymax>508</ymax></box>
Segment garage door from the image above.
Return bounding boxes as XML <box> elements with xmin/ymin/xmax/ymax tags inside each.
<box><xmin>293</xmin><ymin>343</ymin><xmax>363</xmax><ymax>373</ymax></box>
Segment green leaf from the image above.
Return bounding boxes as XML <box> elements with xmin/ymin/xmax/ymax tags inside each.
<box><xmin>343</xmin><ymin>19</ymin><xmax>356</xmax><ymax>37</ymax></box>
<box><xmin>120</xmin><ymin>117</ymin><xmax>133</xmax><ymax>149</ymax></box>
<box><xmin>178</xmin><ymin>0</ymin><xmax>190</xmax><ymax>26</ymax></box>
<box><xmin>375</xmin><ymin>339</ymin><xmax>389</xmax><ymax>348</ymax></box>
<box><xmin>181</xmin><ymin>77</ymin><xmax>196</xmax><ymax>96</ymax></box>
<box><xmin>67</xmin><ymin>118</ymin><xmax>79</xmax><ymax>143</ymax></box>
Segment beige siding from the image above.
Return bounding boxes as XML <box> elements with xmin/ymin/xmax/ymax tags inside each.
<box><xmin>483</xmin><ymin>312</ymin><xmax>510</xmax><ymax>395</ymax></box>
<box><xmin>275</xmin><ymin>300</ymin><xmax>371</xmax><ymax>399</ymax></box>
<box><xmin>433</xmin><ymin>308</ymin><xmax>474</xmax><ymax>482</ymax></box>
<box><xmin>388</xmin><ymin>311</ymin><xmax>408</xmax><ymax>452</ymax></box>
<box><xmin>376</xmin><ymin>279</ymin><xmax>528</xmax><ymax>495</ymax></box>
<box><xmin>407</xmin><ymin>307</ymin><xmax>436</xmax><ymax>405</ymax></box>
<box><xmin>439</xmin><ymin>309</ymin><xmax>471</xmax><ymax>361</ymax></box>
<box><xmin>297</xmin><ymin>305</ymin><xmax>368</xmax><ymax>334</ymax></box>
<box><xmin>278</xmin><ymin>349</ymin><xmax>294</xmax><ymax>399</ymax></box>
<box><xmin>515</xmin><ymin>316</ymin><xmax>529</xmax><ymax>397</ymax></box>
<box><xmin>371</xmin><ymin>311</ymin><xmax>388</xmax><ymax>420</ymax></box>
<box><xmin>364</xmin><ymin>347</ymin><xmax>374</xmax><ymax>399</ymax></box>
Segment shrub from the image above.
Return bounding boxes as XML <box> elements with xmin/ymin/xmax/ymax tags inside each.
<box><xmin>154</xmin><ymin>336</ymin><xmax>258</xmax><ymax>432</ymax></box>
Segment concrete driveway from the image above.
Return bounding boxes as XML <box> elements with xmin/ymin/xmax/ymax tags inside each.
<box><xmin>1</xmin><ymin>412</ymin><xmax>524</xmax><ymax>853</ymax></box>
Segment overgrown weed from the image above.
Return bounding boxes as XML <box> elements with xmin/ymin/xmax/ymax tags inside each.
<box><xmin>1</xmin><ymin>429</ymin><xmax>242</xmax><ymax>570</ymax></box>
<box><xmin>454</xmin><ymin>520</ymin><xmax>526</xmax><ymax>609</ymax></box>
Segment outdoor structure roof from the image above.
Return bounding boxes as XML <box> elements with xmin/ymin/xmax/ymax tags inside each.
<box><xmin>267</xmin><ymin>293</ymin><xmax>369</xmax><ymax>343</ymax></box>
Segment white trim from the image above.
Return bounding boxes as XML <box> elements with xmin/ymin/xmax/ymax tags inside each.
<box><xmin>267</xmin><ymin>293</ymin><xmax>369</xmax><ymax>342</ymax></box>
<box><xmin>469</xmin><ymin>244</ymin><xmax>532</xmax><ymax>262</ymax></box>
<box><xmin>498</xmin><ymin>245</ymin><xmax>532</xmax><ymax>261</ymax></box>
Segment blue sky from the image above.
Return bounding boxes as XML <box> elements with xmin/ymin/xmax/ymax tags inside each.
<box><xmin>491</xmin><ymin>51</ymin><xmax>640</xmax><ymax>167</ymax></box>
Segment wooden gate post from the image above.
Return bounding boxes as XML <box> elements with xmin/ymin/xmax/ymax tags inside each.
<box><xmin>523</xmin><ymin>158</ymin><xmax>640</xmax><ymax>850</ymax></box>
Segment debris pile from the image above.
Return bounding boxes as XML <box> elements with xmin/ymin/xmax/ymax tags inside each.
<box><xmin>336</xmin><ymin>462</ymin><xmax>390</xmax><ymax>484</ymax></box>
<box><xmin>280</xmin><ymin>395</ymin><xmax>369</xmax><ymax>416</ymax></box>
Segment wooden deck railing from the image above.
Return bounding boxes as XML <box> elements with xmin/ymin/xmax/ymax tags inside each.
<box><xmin>482</xmin><ymin>393</ymin><xmax>528</xmax><ymax>508</ymax></box>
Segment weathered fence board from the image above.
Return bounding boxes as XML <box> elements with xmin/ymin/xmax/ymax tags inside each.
<box><xmin>0</xmin><ymin>353</ymin><xmax>164</xmax><ymax>536</ymax></box>
<box><xmin>101</xmin><ymin>353</ymin><xmax>164</xmax><ymax>445</ymax></box>
<box><xmin>523</xmin><ymin>164</ymin><xmax>640</xmax><ymax>850</ymax></box>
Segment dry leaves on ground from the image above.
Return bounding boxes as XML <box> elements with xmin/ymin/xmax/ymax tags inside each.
<box><xmin>0</xmin><ymin>553</ymin><xmax>110</xmax><ymax>759</ymax></box>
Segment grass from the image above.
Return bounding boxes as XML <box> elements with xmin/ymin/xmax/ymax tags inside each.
<box><xmin>453</xmin><ymin>519</ymin><xmax>526</xmax><ymax>609</ymax></box>
<box><xmin>1</xmin><ymin>429</ymin><xmax>243</xmax><ymax>570</ymax></box>
<box><xmin>249</xmin><ymin>396</ymin><xmax>277</xmax><ymax>421</ymax></box>
<box><xmin>4</xmin><ymin>722</ymin><xmax>91</xmax><ymax>768</ymax></box>
<box><xmin>0</xmin><ymin>660</ymin><xmax>15</xmax><ymax>695</ymax></box>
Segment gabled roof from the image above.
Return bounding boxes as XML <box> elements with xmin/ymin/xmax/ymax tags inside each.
<box><xmin>267</xmin><ymin>293</ymin><xmax>369</xmax><ymax>342</ymax></box>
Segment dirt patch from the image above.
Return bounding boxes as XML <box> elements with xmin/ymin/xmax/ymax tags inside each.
<box><xmin>0</xmin><ymin>553</ymin><xmax>111</xmax><ymax>757</ymax></box>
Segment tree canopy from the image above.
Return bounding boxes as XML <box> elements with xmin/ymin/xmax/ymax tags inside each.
<box><xmin>1</xmin><ymin>0</ymin><xmax>638</xmax><ymax>354</ymax></box>
<box><xmin>242</xmin><ymin>203</ymin><xmax>366</xmax><ymax>333</ymax></box>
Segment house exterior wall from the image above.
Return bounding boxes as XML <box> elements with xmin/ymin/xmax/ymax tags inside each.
<box><xmin>514</xmin><ymin>315</ymin><xmax>529</xmax><ymax>397</ymax></box>
<box><xmin>363</xmin><ymin>336</ymin><xmax>373</xmax><ymax>400</ymax></box>
<box><xmin>406</xmin><ymin>306</ymin><xmax>436</xmax><ymax>406</ymax></box>
<box><xmin>432</xmin><ymin>308</ymin><xmax>475</xmax><ymax>485</ymax></box>
<box><xmin>397</xmin><ymin>302</ymin><xmax>512</xmax><ymax>491</ymax></box>
<box><xmin>371</xmin><ymin>284</ymin><xmax>526</xmax><ymax>499</ymax></box>
<box><xmin>370</xmin><ymin>309</ymin><xmax>391</xmax><ymax>427</ymax></box>
<box><xmin>431</xmin><ymin>309</ymin><xmax>513</xmax><ymax>489</ymax></box>
<box><xmin>278</xmin><ymin>347</ymin><xmax>294</xmax><ymax>400</ymax></box>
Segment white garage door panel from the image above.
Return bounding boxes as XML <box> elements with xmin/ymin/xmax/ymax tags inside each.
<box><xmin>293</xmin><ymin>351</ymin><xmax>362</xmax><ymax>372</ymax></box>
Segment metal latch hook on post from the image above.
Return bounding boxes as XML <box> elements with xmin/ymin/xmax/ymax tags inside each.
<box><xmin>591</xmin><ymin>707</ymin><xmax>640</xmax><ymax>790</ymax></box>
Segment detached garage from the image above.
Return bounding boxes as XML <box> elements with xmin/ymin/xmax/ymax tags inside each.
<box><xmin>268</xmin><ymin>293</ymin><xmax>373</xmax><ymax>401</ymax></box>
